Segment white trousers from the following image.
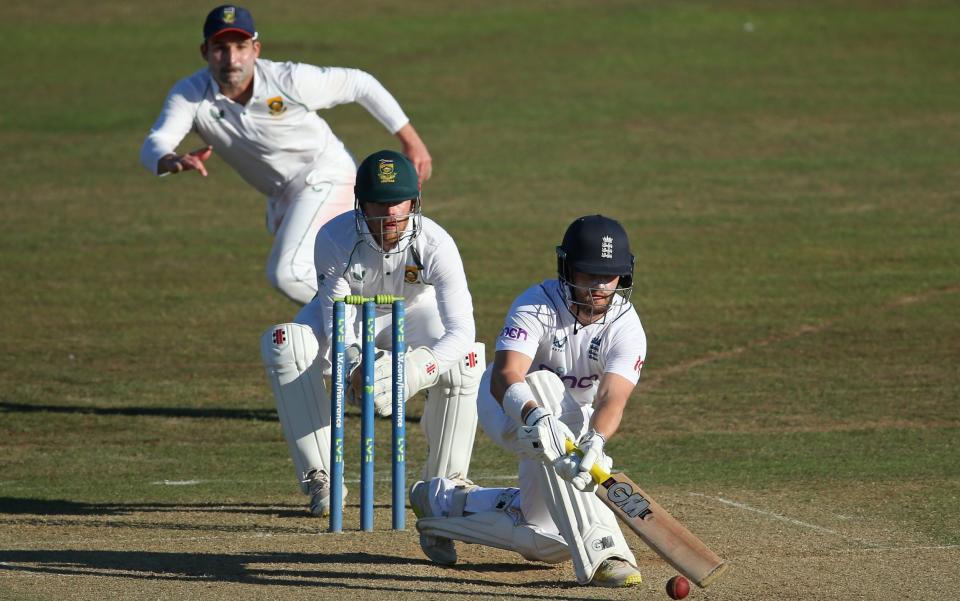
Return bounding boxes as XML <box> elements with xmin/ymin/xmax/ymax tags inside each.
<box><xmin>265</xmin><ymin>169</ymin><xmax>355</xmax><ymax>304</ymax></box>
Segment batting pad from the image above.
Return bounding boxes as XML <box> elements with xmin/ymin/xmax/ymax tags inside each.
<box><xmin>261</xmin><ymin>323</ymin><xmax>331</xmax><ymax>494</ymax></box>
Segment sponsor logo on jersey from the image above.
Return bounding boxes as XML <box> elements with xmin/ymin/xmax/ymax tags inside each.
<box><xmin>552</xmin><ymin>335</ymin><xmax>567</xmax><ymax>351</ymax></box>
<box><xmin>209</xmin><ymin>107</ymin><xmax>225</xmax><ymax>120</ymax></box>
<box><xmin>266</xmin><ymin>96</ymin><xmax>286</xmax><ymax>116</ymax></box>
<box><xmin>634</xmin><ymin>356</ymin><xmax>644</xmax><ymax>372</ymax></box>
<box><xmin>377</xmin><ymin>159</ymin><xmax>397</xmax><ymax>183</ymax></box>
<box><xmin>350</xmin><ymin>264</ymin><xmax>366</xmax><ymax>282</ymax></box>
<box><xmin>588</xmin><ymin>336</ymin><xmax>601</xmax><ymax>361</ymax></box>
<box><xmin>404</xmin><ymin>265</ymin><xmax>420</xmax><ymax>284</ymax></box>
<box><xmin>538</xmin><ymin>364</ymin><xmax>599</xmax><ymax>389</ymax></box>
<box><xmin>500</xmin><ymin>326</ymin><xmax>528</xmax><ymax>341</ymax></box>
<box><xmin>272</xmin><ymin>327</ymin><xmax>286</xmax><ymax>346</ymax></box>
<box><xmin>601</xmin><ymin>235</ymin><xmax>614</xmax><ymax>259</ymax></box>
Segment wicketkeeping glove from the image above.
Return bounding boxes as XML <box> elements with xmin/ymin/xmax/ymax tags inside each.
<box><xmin>347</xmin><ymin>349</ymin><xmax>394</xmax><ymax>417</ymax></box>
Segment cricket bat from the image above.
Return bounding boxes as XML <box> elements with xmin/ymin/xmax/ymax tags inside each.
<box><xmin>565</xmin><ymin>439</ymin><xmax>728</xmax><ymax>588</ymax></box>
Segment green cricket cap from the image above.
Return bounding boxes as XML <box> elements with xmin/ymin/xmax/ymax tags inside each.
<box><xmin>354</xmin><ymin>150</ymin><xmax>420</xmax><ymax>203</ymax></box>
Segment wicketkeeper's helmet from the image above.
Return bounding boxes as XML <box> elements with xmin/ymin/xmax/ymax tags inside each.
<box><xmin>353</xmin><ymin>149</ymin><xmax>422</xmax><ymax>253</ymax></box>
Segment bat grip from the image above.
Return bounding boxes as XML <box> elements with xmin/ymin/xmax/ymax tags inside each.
<box><xmin>563</xmin><ymin>439</ymin><xmax>612</xmax><ymax>483</ymax></box>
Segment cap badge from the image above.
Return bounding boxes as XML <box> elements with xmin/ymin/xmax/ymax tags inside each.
<box><xmin>222</xmin><ymin>7</ymin><xmax>236</xmax><ymax>24</ymax></box>
<box><xmin>377</xmin><ymin>159</ymin><xmax>397</xmax><ymax>183</ymax></box>
<box><xmin>601</xmin><ymin>236</ymin><xmax>614</xmax><ymax>259</ymax></box>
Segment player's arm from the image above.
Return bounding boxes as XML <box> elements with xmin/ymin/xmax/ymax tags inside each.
<box><xmin>292</xmin><ymin>65</ymin><xmax>431</xmax><ymax>181</ymax></box>
<box><xmin>491</xmin><ymin>349</ymin><xmax>536</xmax><ymax>417</ymax></box>
<box><xmin>140</xmin><ymin>79</ymin><xmax>213</xmax><ymax>177</ymax></box>
<box><xmin>588</xmin><ymin>372</ymin><xmax>635</xmax><ymax>440</ymax></box>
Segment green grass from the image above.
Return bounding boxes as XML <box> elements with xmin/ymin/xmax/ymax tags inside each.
<box><xmin>1</xmin><ymin>1</ymin><xmax>959</xmax><ymax>598</ymax></box>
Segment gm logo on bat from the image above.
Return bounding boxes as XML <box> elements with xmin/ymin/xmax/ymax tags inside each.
<box><xmin>603</xmin><ymin>478</ymin><xmax>653</xmax><ymax>520</ymax></box>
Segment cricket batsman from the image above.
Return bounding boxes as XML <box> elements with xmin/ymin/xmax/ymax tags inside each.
<box><xmin>260</xmin><ymin>150</ymin><xmax>483</xmax><ymax>517</ymax></box>
<box><xmin>140</xmin><ymin>5</ymin><xmax>432</xmax><ymax>304</ymax></box>
<box><xmin>409</xmin><ymin>215</ymin><xmax>647</xmax><ymax>587</ymax></box>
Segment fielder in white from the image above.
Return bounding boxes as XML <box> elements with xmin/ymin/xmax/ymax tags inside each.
<box><xmin>260</xmin><ymin>150</ymin><xmax>483</xmax><ymax>517</ymax></box>
<box><xmin>410</xmin><ymin>215</ymin><xmax>647</xmax><ymax>587</ymax></box>
<box><xmin>140</xmin><ymin>5</ymin><xmax>432</xmax><ymax>304</ymax></box>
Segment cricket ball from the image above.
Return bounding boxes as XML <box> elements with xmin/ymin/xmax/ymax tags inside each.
<box><xmin>666</xmin><ymin>575</ymin><xmax>690</xmax><ymax>600</ymax></box>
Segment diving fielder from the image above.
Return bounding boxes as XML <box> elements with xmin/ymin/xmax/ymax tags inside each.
<box><xmin>260</xmin><ymin>150</ymin><xmax>483</xmax><ymax>516</ymax></box>
<box><xmin>410</xmin><ymin>215</ymin><xmax>647</xmax><ymax>587</ymax></box>
<box><xmin>140</xmin><ymin>5</ymin><xmax>432</xmax><ymax>304</ymax></box>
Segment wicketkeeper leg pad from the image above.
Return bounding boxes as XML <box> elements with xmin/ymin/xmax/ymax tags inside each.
<box><xmin>260</xmin><ymin>323</ymin><xmax>330</xmax><ymax>494</ymax></box>
<box><xmin>420</xmin><ymin>343</ymin><xmax>485</xmax><ymax>480</ymax></box>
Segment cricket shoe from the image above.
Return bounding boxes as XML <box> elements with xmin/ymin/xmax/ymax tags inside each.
<box><xmin>304</xmin><ymin>469</ymin><xmax>348</xmax><ymax>517</ymax></box>
<box><xmin>409</xmin><ymin>480</ymin><xmax>458</xmax><ymax>566</ymax></box>
<box><xmin>591</xmin><ymin>558</ymin><xmax>643</xmax><ymax>588</ymax></box>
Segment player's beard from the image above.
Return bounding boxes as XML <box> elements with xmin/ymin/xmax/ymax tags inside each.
<box><xmin>214</xmin><ymin>62</ymin><xmax>253</xmax><ymax>92</ymax></box>
<box><xmin>367</xmin><ymin>215</ymin><xmax>410</xmax><ymax>252</ymax></box>
<box><xmin>570</xmin><ymin>285</ymin><xmax>615</xmax><ymax>323</ymax></box>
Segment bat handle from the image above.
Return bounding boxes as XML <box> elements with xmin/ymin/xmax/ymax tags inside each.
<box><xmin>563</xmin><ymin>438</ymin><xmax>612</xmax><ymax>483</ymax></box>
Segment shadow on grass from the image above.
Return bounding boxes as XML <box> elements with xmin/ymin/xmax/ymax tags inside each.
<box><xmin>0</xmin><ymin>497</ymin><xmax>312</xmax><ymax>517</ymax></box>
<box><xmin>0</xmin><ymin>549</ymin><xmax>579</xmax><ymax>598</ymax></box>
<box><xmin>0</xmin><ymin>401</ymin><xmax>422</xmax><ymax>423</ymax></box>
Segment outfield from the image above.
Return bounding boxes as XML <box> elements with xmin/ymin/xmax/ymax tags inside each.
<box><xmin>1</xmin><ymin>1</ymin><xmax>958</xmax><ymax>599</ymax></box>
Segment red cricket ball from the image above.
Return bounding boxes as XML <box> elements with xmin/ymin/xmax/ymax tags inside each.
<box><xmin>666</xmin><ymin>575</ymin><xmax>690</xmax><ymax>600</ymax></box>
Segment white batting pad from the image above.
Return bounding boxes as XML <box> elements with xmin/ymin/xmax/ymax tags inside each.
<box><xmin>417</xmin><ymin>509</ymin><xmax>569</xmax><ymax>564</ymax></box>
<box><xmin>421</xmin><ymin>342</ymin><xmax>485</xmax><ymax>480</ymax></box>
<box><xmin>260</xmin><ymin>323</ymin><xmax>330</xmax><ymax>494</ymax></box>
<box><xmin>534</xmin><ymin>455</ymin><xmax>637</xmax><ymax>584</ymax></box>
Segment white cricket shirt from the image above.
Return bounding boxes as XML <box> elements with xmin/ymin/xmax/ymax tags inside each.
<box><xmin>140</xmin><ymin>59</ymin><xmax>410</xmax><ymax>197</ymax></box>
<box><xmin>296</xmin><ymin>212</ymin><xmax>475</xmax><ymax>373</ymax></box>
<box><xmin>495</xmin><ymin>280</ymin><xmax>646</xmax><ymax>407</ymax></box>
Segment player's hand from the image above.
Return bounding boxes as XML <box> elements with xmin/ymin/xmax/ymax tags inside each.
<box><xmin>163</xmin><ymin>146</ymin><xmax>213</xmax><ymax>176</ymax></box>
<box><xmin>405</xmin><ymin>142</ymin><xmax>432</xmax><ymax>184</ymax></box>
<box><xmin>567</xmin><ymin>429</ymin><xmax>610</xmax><ymax>492</ymax></box>
<box><xmin>347</xmin><ymin>348</ymin><xmax>394</xmax><ymax>417</ymax></box>
<box><xmin>396</xmin><ymin>123</ymin><xmax>432</xmax><ymax>184</ymax></box>
<box><xmin>517</xmin><ymin>408</ymin><xmax>574</xmax><ymax>463</ymax></box>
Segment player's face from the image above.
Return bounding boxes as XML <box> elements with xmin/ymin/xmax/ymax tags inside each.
<box><xmin>569</xmin><ymin>270</ymin><xmax>620</xmax><ymax>321</ymax></box>
<box><xmin>362</xmin><ymin>199</ymin><xmax>414</xmax><ymax>252</ymax></box>
<box><xmin>203</xmin><ymin>32</ymin><xmax>260</xmax><ymax>92</ymax></box>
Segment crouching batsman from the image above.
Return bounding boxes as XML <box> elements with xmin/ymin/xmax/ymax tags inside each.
<box><xmin>260</xmin><ymin>150</ymin><xmax>483</xmax><ymax>516</ymax></box>
<box><xmin>410</xmin><ymin>215</ymin><xmax>646</xmax><ymax>587</ymax></box>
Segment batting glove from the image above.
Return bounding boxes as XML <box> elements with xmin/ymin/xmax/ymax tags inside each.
<box><xmin>517</xmin><ymin>408</ymin><xmax>575</xmax><ymax>463</ymax></box>
<box><xmin>569</xmin><ymin>429</ymin><xmax>610</xmax><ymax>493</ymax></box>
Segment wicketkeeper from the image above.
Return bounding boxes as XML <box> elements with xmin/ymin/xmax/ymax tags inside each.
<box><xmin>260</xmin><ymin>150</ymin><xmax>483</xmax><ymax>517</ymax></box>
<box><xmin>409</xmin><ymin>215</ymin><xmax>647</xmax><ymax>587</ymax></box>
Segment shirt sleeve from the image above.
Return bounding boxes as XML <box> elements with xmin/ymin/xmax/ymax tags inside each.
<box><xmin>494</xmin><ymin>288</ymin><xmax>547</xmax><ymax>360</ymax></box>
<box><xmin>139</xmin><ymin>78</ymin><xmax>200</xmax><ymax>175</ymax></box>
<box><xmin>423</xmin><ymin>233</ymin><xmax>475</xmax><ymax>373</ymax></box>
<box><xmin>289</xmin><ymin>64</ymin><xmax>410</xmax><ymax>134</ymax></box>
<box><xmin>293</xmin><ymin>227</ymin><xmax>357</xmax><ymax>356</ymax></box>
<box><xmin>603</xmin><ymin>314</ymin><xmax>647</xmax><ymax>385</ymax></box>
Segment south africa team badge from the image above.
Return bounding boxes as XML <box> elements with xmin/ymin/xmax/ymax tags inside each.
<box><xmin>377</xmin><ymin>159</ymin><xmax>397</xmax><ymax>183</ymax></box>
<box><xmin>267</xmin><ymin>96</ymin><xmax>286</xmax><ymax>116</ymax></box>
